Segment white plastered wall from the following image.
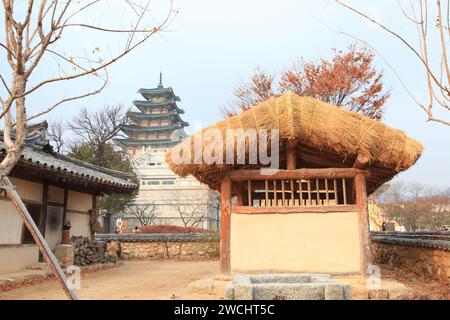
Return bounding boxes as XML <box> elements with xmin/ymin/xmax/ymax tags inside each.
<box><xmin>230</xmin><ymin>211</ymin><xmax>361</xmax><ymax>274</ymax></box>
<box><xmin>66</xmin><ymin>191</ymin><xmax>92</xmax><ymax>238</ymax></box>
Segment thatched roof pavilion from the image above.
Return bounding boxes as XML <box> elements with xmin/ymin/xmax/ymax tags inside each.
<box><xmin>166</xmin><ymin>92</ymin><xmax>422</xmax><ymax>194</ymax></box>
<box><xmin>166</xmin><ymin>92</ymin><xmax>423</xmax><ymax>276</ymax></box>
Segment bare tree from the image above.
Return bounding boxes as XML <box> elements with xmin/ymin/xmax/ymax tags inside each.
<box><xmin>123</xmin><ymin>203</ymin><xmax>159</xmax><ymax>226</ymax></box>
<box><xmin>68</xmin><ymin>104</ymin><xmax>130</xmax><ymax>164</ymax></box>
<box><xmin>420</xmin><ymin>189</ymin><xmax>450</xmax><ymax>230</ymax></box>
<box><xmin>48</xmin><ymin>120</ymin><xmax>65</xmax><ymax>153</ymax></box>
<box><xmin>337</xmin><ymin>0</ymin><xmax>450</xmax><ymax>127</ymax></box>
<box><xmin>379</xmin><ymin>182</ymin><xmax>435</xmax><ymax>231</ymax></box>
<box><xmin>0</xmin><ymin>1</ymin><xmax>177</xmax><ymax>177</ymax></box>
<box><xmin>368</xmin><ymin>184</ymin><xmax>391</xmax><ymax>231</ymax></box>
<box><xmin>169</xmin><ymin>192</ymin><xmax>209</xmax><ymax>228</ymax></box>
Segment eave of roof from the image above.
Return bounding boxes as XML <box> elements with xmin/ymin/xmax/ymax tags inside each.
<box><xmin>128</xmin><ymin>110</ymin><xmax>181</xmax><ymax>119</ymax></box>
<box><xmin>0</xmin><ymin>145</ymin><xmax>138</xmax><ymax>194</ymax></box>
<box><xmin>114</xmin><ymin>138</ymin><xmax>177</xmax><ymax>145</ymax></box>
<box><xmin>165</xmin><ymin>92</ymin><xmax>423</xmax><ymax>194</ymax></box>
<box><xmin>138</xmin><ymin>87</ymin><xmax>181</xmax><ymax>101</ymax></box>
<box><xmin>122</xmin><ymin>123</ymin><xmax>187</xmax><ymax>133</ymax></box>
<box><xmin>133</xmin><ymin>100</ymin><xmax>185</xmax><ymax>114</ymax></box>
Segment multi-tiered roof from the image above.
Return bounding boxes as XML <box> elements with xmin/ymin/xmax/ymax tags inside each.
<box><xmin>115</xmin><ymin>74</ymin><xmax>189</xmax><ymax>149</ymax></box>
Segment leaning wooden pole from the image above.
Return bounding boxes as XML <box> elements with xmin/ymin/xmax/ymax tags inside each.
<box><xmin>1</xmin><ymin>177</ymin><xmax>78</xmax><ymax>300</ymax></box>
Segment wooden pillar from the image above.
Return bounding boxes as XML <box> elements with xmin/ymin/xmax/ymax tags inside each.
<box><xmin>61</xmin><ymin>185</ymin><xmax>69</xmax><ymax>244</ymax></box>
<box><xmin>38</xmin><ymin>181</ymin><xmax>49</xmax><ymax>262</ymax></box>
<box><xmin>62</xmin><ymin>186</ymin><xmax>68</xmax><ymax>228</ymax></box>
<box><xmin>39</xmin><ymin>181</ymin><xmax>49</xmax><ymax>235</ymax></box>
<box><xmin>286</xmin><ymin>139</ymin><xmax>298</xmax><ymax>170</ymax></box>
<box><xmin>355</xmin><ymin>171</ymin><xmax>371</xmax><ymax>279</ymax></box>
<box><xmin>236</xmin><ymin>192</ymin><xmax>244</xmax><ymax>206</ymax></box>
<box><xmin>90</xmin><ymin>193</ymin><xmax>98</xmax><ymax>239</ymax></box>
<box><xmin>220</xmin><ymin>176</ymin><xmax>232</xmax><ymax>274</ymax></box>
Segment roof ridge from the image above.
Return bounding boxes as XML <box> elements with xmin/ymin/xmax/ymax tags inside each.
<box><xmin>55</xmin><ymin>152</ymin><xmax>134</xmax><ymax>180</ymax></box>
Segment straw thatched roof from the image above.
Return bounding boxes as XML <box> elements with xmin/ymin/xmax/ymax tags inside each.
<box><xmin>166</xmin><ymin>92</ymin><xmax>423</xmax><ymax>194</ymax></box>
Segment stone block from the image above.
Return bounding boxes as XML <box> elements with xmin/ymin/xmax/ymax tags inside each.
<box><xmin>252</xmin><ymin>283</ymin><xmax>325</xmax><ymax>300</ymax></box>
<box><xmin>234</xmin><ymin>283</ymin><xmax>254</xmax><ymax>300</ymax></box>
<box><xmin>187</xmin><ymin>279</ymin><xmax>214</xmax><ymax>295</ymax></box>
<box><xmin>324</xmin><ymin>283</ymin><xmax>347</xmax><ymax>300</ymax></box>
<box><xmin>368</xmin><ymin>288</ymin><xmax>389</xmax><ymax>300</ymax></box>
<box><xmin>23</xmin><ymin>273</ymin><xmax>46</xmax><ymax>281</ymax></box>
<box><xmin>53</xmin><ymin>244</ymin><xmax>74</xmax><ymax>268</ymax></box>
<box><xmin>224</xmin><ymin>284</ymin><xmax>235</xmax><ymax>300</ymax></box>
<box><xmin>0</xmin><ymin>278</ymin><xmax>14</xmax><ymax>287</ymax></box>
<box><xmin>388</xmin><ymin>287</ymin><xmax>414</xmax><ymax>300</ymax></box>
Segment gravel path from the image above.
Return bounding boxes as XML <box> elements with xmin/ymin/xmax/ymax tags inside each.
<box><xmin>0</xmin><ymin>260</ymin><xmax>220</xmax><ymax>300</ymax></box>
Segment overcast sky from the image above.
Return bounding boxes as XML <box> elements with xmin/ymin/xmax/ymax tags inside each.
<box><xmin>2</xmin><ymin>0</ymin><xmax>449</xmax><ymax>187</ymax></box>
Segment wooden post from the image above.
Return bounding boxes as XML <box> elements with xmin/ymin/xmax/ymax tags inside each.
<box><xmin>247</xmin><ymin>180</ymin><xmax>252</xmax><ymax>206</ymax></box>
<box><xmin>236</xmin><ymin>192</ymin><xmax>244</xmax><ymax>206</ymax></box>
<box><xmin>38</xmin><ymin>181</ymin><xmax>48</xmax><ymax>262</ymax></box>
<box><xmin>355</xmin><ymin>171</ymin><xmax>371</xmax><ymax>279</ymax></box>
<box><xmin>265</xmin><ymin>180</ymin><xmax>269</xmax><ymax>207</ymax></box>
<box><xmin>62</xmin><ymin>186</ymin><xmax>68</xmax><ymax>229</ymax></box>
<box><xmin>62</xmin><ymin>185</ymin><xmax>69</xmax><ymax>244</ymax></box>
<box><xmin>220</xmin><ymin>176</ymin><xmax>232</xmax><ymax>274</ymax></box>
<box><xmin>286</xmin><ymin>139</ymin><xmax>298</xmax><ymax>170</ymax></box>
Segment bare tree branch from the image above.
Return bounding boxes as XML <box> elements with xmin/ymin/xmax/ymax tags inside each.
<box><xmin>336</xmin><ymin>0</ymin><xmax>450</xmax><ymax>127</ymax></box>
<box><xmin>0</xmin><ymin>0</ymin><xmax>177</xmax><ymax>176</ymax></box>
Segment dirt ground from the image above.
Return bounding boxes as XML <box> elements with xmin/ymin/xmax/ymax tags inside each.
<box><xmin>0</xmin><ymin>260</ymin><xmax>448</xmax><ymax>300</ymax></box>
<box><xmin>0</xmin><ymin>260</ymin><xmax>220</xmax><ymax>300</ymax></box>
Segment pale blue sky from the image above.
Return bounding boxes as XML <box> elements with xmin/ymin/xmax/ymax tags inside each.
<box><xmin>2</xmin><ymin>1</ymin><xmax>449</xmax><ymax>187</ymax></box>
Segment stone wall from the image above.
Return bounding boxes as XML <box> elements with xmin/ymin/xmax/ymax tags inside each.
<box><xmin>371</xmin><ymin>232</ymin><xmax>450</xmax><ymax>284</ymax></box>
<box><xmin>96</xmin><ymin>233</ymin><xmax>219</xmax><ymax>261</ymax></box>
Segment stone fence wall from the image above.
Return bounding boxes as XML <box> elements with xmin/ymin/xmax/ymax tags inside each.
<box><xmin>95</xmin><ymin>233</ymin><xmax>220</xmax><ymax>261</ymax></box>
<box><xmin>371</xmin><ymin>232</ymin><xmax>450</xmax><ymax>284</ymax></box>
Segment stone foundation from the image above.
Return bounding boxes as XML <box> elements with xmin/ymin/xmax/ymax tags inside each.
<box><xmin>225</xmin><ymin>274</ymin><xmax>352</xmax><ymax>300</ymax></box>
<box><xmin>53</xmin><ymin>244</ymin><xmax>74</xmax><ymax>268</ymax></box>
<box><xmin>96</xmin><ymin>233</ymin><xmax>220</xmax><ymax>261</ymax></box>
<box><xmin>371</xmin><ymin>241</ymin><xmax>450</xmax><ymax>284</ymax></box>
<box><xmin>120</xmin><ymin>241</ymin><xmax>219</xmax><ymax>260</ymax></box>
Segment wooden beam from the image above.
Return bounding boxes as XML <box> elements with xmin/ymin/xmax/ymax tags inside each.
<box><xmin>232</xmin><ymin>205</ymin><xmax>358</xmax><ymax>214</ymax></box>
<box><xmin>220</xmin><ymin>176</ymin><xmax>232</xmax><ymax>275</ymax></box>
<box><xmin>229</xmin><ymin>168</ymin><xmax>365</xmax><ymax>181</ymax></box>
<box><xmin>353</xmin><ymin>154</ymin><xmax>370</xmax><ymax>170</ymax></box>
<box><xmin>355</xmin><ymin>171</ymin><xmax>371</xmax><ymax>279</ymax></box>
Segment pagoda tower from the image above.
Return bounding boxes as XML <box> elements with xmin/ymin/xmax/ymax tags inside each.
<box><xmin>115</xmin><ymin>74</ymin><xmax>219</xmax><ymax>229</ymax></box>
<box><xmin>117</xmin><ymin>73</ymin><xmax>189</xmax><ymax>152</ymax></box>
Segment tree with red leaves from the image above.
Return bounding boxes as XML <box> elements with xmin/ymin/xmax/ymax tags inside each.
<box><xmin>223</xmin><ymin>46</ymin><xmax>389</xmax><ymax>120</ymax></box>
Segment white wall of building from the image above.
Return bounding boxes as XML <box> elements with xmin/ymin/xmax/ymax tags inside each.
<box><xmin>0</xmin><ymin>178</ymin><xmax>94</xmax><ymax>274</ymax></box>
<box><xmin>125</xmin><ymin>146</ymin><xmax>220</xmax><ymax>229</ymax></box>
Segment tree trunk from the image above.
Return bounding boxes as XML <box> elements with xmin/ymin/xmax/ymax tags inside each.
<box><xmin>0</xmin><ymin>74</ymin><xmax>27</xmax><ymax>177</ymax></box>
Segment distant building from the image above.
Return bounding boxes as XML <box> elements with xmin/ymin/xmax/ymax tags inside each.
<box><xmin>114</xmin><ymin>74</ymin><xmax>219</xmax><ymax>230</ymax></box>
<box><xmin>0</xmin><ymin>122</ymin><xmax>137</xmax><ymax>274</ymax></box>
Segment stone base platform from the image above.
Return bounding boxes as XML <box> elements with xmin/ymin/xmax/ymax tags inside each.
<box><xmin>187</xmin><ymin>273</ymin><xmax>415</xmax><ymax>300</ymax></box>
